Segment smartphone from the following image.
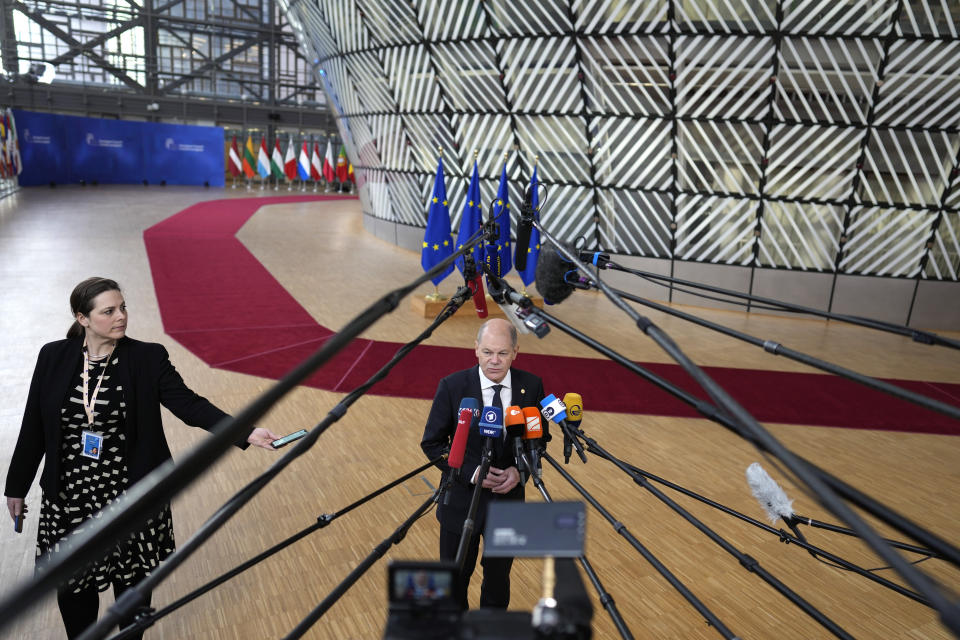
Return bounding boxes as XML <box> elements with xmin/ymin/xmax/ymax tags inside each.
<box><xmin>271</xmin><ymin>429</ymin><xmax>308</xmax><ymax>449</ymax></box>
<box><xmin>14</xmin><ymin>514</ymin><xmax>23</xmax><ymax>533</ymax></box>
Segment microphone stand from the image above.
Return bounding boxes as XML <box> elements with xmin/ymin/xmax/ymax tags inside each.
<box><xmin>597</xmin><ymin>261</ymin><xmax>960</xmax><ymax>351</ymax></box>
<box><xmin>516</xmin><ymin>449</ymin><xmax>634</xmax><ymax>640</ymax></box>
<box><xmin>74</xmin><ymin>269</ymin><xmax>484</xmax><ymax>640</ymax></box>
<box><xmin>606</xmin><ymin>286</ymin><xmax>960</xmax><ymax>423</ymax></box>
<box><xmin>787</xmin><ymin>514</ymin><xmax>939</xmax><ymax>558</ymax></box>
<box><xmin>561</xmin><ymin>420</ymin><xmax>587</xmax><ymax>464</ymax></box>
<box><xmin>102</xmin><ymin>457</ymin><xmax>447</xmax><ymax>640</ymax></box>
<box><xmin>534</xmin><ymin>225</ymin><xmax>960</xmax><ymax>633</ymax></box>
<box><xmin>281</xmin><ymin>480</ymin><xmax>450</xmax><ymax>640</ymax></box>
<box><xmin>455</xmin><ymin>438</ymin><xmax>495</xmax><ymax>572</ymax></box>
<box><xmin>541</xmin><ymin>453</ymin><xmax>740</xmax><ymax>640</ymax></box>
<box><xmin>481</xmin><ymin>275</ymin><xmax>960</xmax><ymax>571</ymax></box>
<box><xmin>614</xmin><ymin>459</ymin><xmax>931</xmax><ymax>607</ymax></box>
<box><xmin>571</xmin><ymin>428</ymin><xmax>856</xmax><ymax>639</ymax></box>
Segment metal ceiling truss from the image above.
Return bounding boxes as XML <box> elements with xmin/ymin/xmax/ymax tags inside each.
<box><xmin>3</xmin><ymin>0</ymin><xmax>326</xmax><ymax>122</ymax></box>
<box><xmin>282</xmin><ymin>0</ymin><xmax>960</xmax><ymax>283</ymax></box>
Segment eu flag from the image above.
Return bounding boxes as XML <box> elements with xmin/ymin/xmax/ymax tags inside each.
<box><xmin>421</xmin><ymin>157</ymin><xmax>455</xmax><ymax>286</ymax></box>
<box><xmin>516</xmin><ymin>165</ymin><xmax>540</xmax><ymax>287</ymax></box>
<box><xmin>486</xmin><ymin>162</ymin><xmax>512</xmax><ymax>277</ymax></box>
<box><xmin>455</xmin><ymin>160</ymin><xmax>483</xmax><ymax>275</ymax></box>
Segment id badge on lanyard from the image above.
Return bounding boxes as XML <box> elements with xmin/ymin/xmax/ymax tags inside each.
<box><xmin>81</xmin><ymin>346</ymin><xmax>113</xmax><ymax>460</ymax></box>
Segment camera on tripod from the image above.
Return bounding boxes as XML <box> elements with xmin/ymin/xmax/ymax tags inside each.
<box><xmin>383</xmin><ymin>501</ymin><xmax>592</xmax><ymax>639</ymax></box>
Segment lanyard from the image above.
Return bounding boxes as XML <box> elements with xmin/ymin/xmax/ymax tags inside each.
<box><xmin>82</xmin><ymin>345</ymin><xmax>114</xmax><ymax>428</ymax></box>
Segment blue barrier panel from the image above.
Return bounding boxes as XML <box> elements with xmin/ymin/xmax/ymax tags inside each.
<box><xmin>147</xmin><ymin>123</ymin><xmax>225</xmax><ymax>186</ymax></box>
<box><xmin>69</xmin><ymin>117</ymin><xmax>145</xmax><ymax>184</ymax></box>
<box><xmin>14</xmin><ymin>110</ymin><xmax>68</xmax><ymax>186</ymax></box>
<box><xmin>13</xmin><ymin>110</ymin><xmax>224</xmax><ymax>187</ymax></box>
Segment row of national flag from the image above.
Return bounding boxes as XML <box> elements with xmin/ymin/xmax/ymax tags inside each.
<box><xmin>0</xmin><ymin>108</ymin><xmax>23</xmax><ymax>179</ymax></box>
<box><xmin>228</xmin><ymin>135</ymin><xmax>352</xmax><ymax>183</ymax></box>
<box><xmin>421</xmin><ymin>155</ymin><xmax>540</xmax><ymax>289</ymax></box>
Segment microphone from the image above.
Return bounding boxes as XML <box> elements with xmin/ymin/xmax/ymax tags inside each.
<box><xmin>746</xmin><ymin>462</ymin><xmax>795</xmax><ymax>525</ymax></box>
<box><xmin>521</xmin><ymin>406</ymin><xmax>544</xmax><ymax>479</ymax></box>
<box><xmin>515</xmin><ymin>185</ymin><xmax>535</xmax><ymax>272</ymax></box>
<box><xmin>463</xmin><ymin>253</ymin><xmax>488</xmax><ymax>318</ymax></box>
<box><xmin>467</xmin><ymin>274</ymin><xmax>488</xmax><ymax>318</ymax></box>
<box><xmin>478</xmin><ymin>406</ymin><xmax>504</xmax><ymax>440</ymax></box>
<box><xmin>505</xmin><ymin>405</ymin><xmax>527</xmax><ymax>484</ymax></box>
<box><xmin>563</xmin><ymin>392</ymin><xmax>582</xmax><ymax>428</ymax></box>
<box><xmin>562</xmin><ymin>393</ymin><xmax>583</xmax><ymax>464</ymax></box>
<box><xmin>540</xmin><ymin>394</ymin><xmax>586</xmax><ymax>464</ymax></box>
<box><xmin>534</xmin><ymin>243</ymin><xmax>591</xmax><ymax>305</ymax></box>
<box><xmin>449</xmin><ymin>398</ymin><xmax>478</xmax><ymax>471</ymax></box>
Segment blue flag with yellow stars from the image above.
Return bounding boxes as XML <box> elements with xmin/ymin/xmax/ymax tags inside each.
<box><xmin>516</xmin><ymin>165</ymin><xmax>540</xmax><ymax>287</ymax></box>
<box><xmin>421</xmin><ymin>157</ymin><xmax>455</xmax><ymax>286</ymax></box>
<box><xmin>486</xmin><ymin>162</ymin><xmax>512</xmax><ymax>277</ymax></box>
<box><xmin>455</xmin><ymin>160</ymin><xmax>483</xmax><ymax>275</ymax></box>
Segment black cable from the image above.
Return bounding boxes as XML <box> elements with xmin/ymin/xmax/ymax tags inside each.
<box><xmin>74</xmin><ymin>273</ymin><xmax>480</xmax><ymax>640</ymax></box>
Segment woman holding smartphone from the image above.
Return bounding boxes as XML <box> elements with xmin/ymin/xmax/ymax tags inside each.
<box><xmin>4</xmin><ymin>277</ymin><xmax>279</xmax><ymax>638</ymax></box>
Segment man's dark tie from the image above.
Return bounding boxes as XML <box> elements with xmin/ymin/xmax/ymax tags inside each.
<box><xmin>491</xmin><ymin>384</ymin><xmax>504</xmax><ymax>457</ymax></box>
<box><xmin>491</xmin><ymin>384</ymin><xmax>503</xmax><ymax>410</ymax></box>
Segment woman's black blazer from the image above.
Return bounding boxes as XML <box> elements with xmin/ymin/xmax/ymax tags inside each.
<box><xmin>5</xmin><ymin>335</ymin><xmax>248</xmax><ymax>499</ymax></box>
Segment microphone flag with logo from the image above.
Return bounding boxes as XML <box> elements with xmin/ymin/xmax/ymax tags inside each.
<box><xmin>516</xmin><ymin>162</ymin><xmax>540</xmax><ymax>286</ymax></box>
<box><xmin>486</xmin><ymin>159</ymin><xmax>512</xmax><ymax>278</ymax></box>
<box><xmin>478</xmin><ymin>406</ymin><xmax>504</xmax><ymax>438</ymax></box>
<box><xmin>563</xmin><ymin>393</ymin><xmax>582</xmax><ymax>427</ymax></box>
<box><xmin>421</xmin><ymin>154</ymin><xmax>454</xmax><ymax>286</ymax></box>
<box><xmin>539</xmin><ymin>394</ymin><xmax>567</xmax><ymax>424</ymax></box>
<box><xmin>455</xmin><ymin>158</ymin><xmax>483</xmax><ymax>276</ymax></box>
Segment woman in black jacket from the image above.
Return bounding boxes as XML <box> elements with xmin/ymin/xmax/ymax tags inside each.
<box><xmin>4</xmin><ymin>277</ymin><xmax>279</xmax><ymax>638</ymax></box>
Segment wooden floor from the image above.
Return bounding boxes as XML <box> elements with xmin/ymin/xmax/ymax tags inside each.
<box><xmin>0</xmin><ymin>186</ymin><xmax>958</xmax><ymax>639</ymax></box>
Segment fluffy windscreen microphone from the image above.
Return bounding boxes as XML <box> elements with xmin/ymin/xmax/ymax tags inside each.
<box><xmin>746</xmin><ymin>462</ymin><xmax>795</xmax><ymax>524</ymax></box>
<box><xmin>535</xmin><ymin>242</ymin><xmax>576</xmax><ymax>304</ymax></box>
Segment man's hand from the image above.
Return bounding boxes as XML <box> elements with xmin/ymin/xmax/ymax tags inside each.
<box><xmin>247</xmin><ymin>427</ymin><xmax>282</xmax><ymax>450</ymax></box>
<box><xmin>482</xmin><ymin>466</ymin><xmax>520</xmax><ymax>494</ymax></box>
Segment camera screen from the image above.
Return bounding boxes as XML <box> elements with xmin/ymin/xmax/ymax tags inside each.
<box><xmin>391</xmin><ymin>568</ymin><xmax>453</xmax><ymax>603</ymax></box>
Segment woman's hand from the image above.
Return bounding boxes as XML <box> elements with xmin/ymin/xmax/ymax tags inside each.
<box><xmin>6</xmin><ymin>496</ymin><xmax>26</xmax><ymax>523</ymax></box>
<box><xmin>246</xmin><ymin>427</ymin><xmax>282</xmax><ymax>450</ymax></box>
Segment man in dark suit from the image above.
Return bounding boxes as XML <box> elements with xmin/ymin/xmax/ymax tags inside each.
<box><xmin>421</xmin><ymin>318</ymin><xmax>546</xmax><ymax>610</ymax></box>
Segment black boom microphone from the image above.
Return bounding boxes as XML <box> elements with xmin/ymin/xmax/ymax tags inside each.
<box><xmin>515</xmin><ymin>185</ymin><xmax>535</xmax><ymax>272</ymax></box>
<box><xmin>534</xmin><ymin>242</ymin><xmax>590</xmax><ymax>305</ymax></box>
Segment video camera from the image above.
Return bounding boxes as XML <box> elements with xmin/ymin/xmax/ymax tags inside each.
<box><xmin>383</xmin><ymin>502</ymin><xmax>592</xmax><ymax>639</ymax></box>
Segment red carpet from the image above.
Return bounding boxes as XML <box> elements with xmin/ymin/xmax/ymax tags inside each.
<box><xmin>143</xmin><ymin>196</ymin><xmax>960</xmax><ymax>436</ymax></box>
